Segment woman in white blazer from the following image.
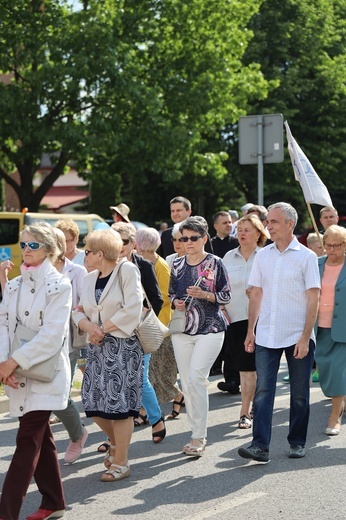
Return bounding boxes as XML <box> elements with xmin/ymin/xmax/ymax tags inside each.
<box><xmin>0</xmin><ymin>223</ymin><xmax>72</xmax><ymax>520</ymax></box>
<box><xmin>73</xmin><ymin>229</ymin><xmax>143</xmax><ymax>483</ymax></box>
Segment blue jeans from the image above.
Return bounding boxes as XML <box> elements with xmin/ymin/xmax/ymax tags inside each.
<box><xmin>252</xmin><ymin>341</ymin><xmax>315</xmax><ymax>451</ymax></box>
<box><xmin>142</xmin><ymin>353</ymin><xmax>162</xmax><ymax>425</ymax></box>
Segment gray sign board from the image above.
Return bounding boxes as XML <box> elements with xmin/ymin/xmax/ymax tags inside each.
<box><xmin>239</xmin><ymin>113</ymin><xmax>284</xmax><ymax>165</ymax></box>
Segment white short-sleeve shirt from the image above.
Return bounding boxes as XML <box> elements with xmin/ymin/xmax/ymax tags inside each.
<box><xmin>223</xmin><ymin>246</ymin><xmax>259</xmax><ymax>323</ymax></box>
<box><xmin>249</xmin><ymin>237</ymin><xmax>320</xmax><ymax>348</ymax></box>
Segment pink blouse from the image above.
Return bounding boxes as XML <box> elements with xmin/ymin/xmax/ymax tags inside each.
<box><xmin>318</xmin><ymin>263</ymin><xmax>343</xmax><ymax>328</ymax></box>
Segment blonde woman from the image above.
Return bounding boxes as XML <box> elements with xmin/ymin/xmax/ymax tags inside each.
<box><xmin>73</xmin><ymin>229</ymin><xmax>143</xmax><ymax>482</ymax></box>
<box><xmin>315</xmin><ymin>225</ymin><xmax>346</xmax><ymax>435</ymax></box>
<box><xmin>222</xmin><ymin>214</ymin><xmax>268</xmax><ymax>428</ymax></box>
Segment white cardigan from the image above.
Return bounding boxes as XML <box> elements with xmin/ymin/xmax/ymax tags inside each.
<box><xmin>0</xmin><ymin>258</ymin><xmax>72</xmax><ymax>417</ymax></box>
<box><xmin>73</xmin><ymin>258</ymin><xmax>142</xmax><ymax>339</ymax></box>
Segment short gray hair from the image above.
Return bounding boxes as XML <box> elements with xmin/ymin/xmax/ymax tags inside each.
<box><xmin>136</xmin><ymin>227</ymin><xmax>161</xmax><ymax>252</ymax></box>
<box><xmin>268</xmin><ymin>202</ymin><xmax>298</xmax><ymax>229</ymax></box>
<box><xmin>21</xmin><ymin>222</ymin><xmax>60</xmax><ymax>263</ymax></box>
<box><xmin>179</xmin><ymin>216</ymin><xmax>208</xmax><ymax>236</ymax></box>
<box><xmin>111</xmin><ymin>222</ymin><xmax>136</xmax><ymax>242</ymax></box>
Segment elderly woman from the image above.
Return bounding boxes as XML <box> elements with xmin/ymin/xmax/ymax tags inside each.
<box><xmin>50</xmin><ymin>228</ymin><xmax>89</xmax><ymax>463</ymax></box>
<box><xmin>136</xmin><ymin>228</ymin><xmax>185</xmax><ymax>420</ymax></box>
<box><xmin>55</xmin><ymin>218</ymin><xmax>85</xmax><ymax>265</ymax></box>
<box><xmin>315</xmin><ymin>225</ymin><xmax>346</xmax><ymax>435</ymax></box>
<box><xmin>169</xmin><ymin>216</ymin><xmax>231</xmax><ymax>456</ymax></box>
<box><xmin>222</xmin><ymin>214</ymin><xmax>268</xmax><ymax>429</ymax></box>
<box><xmin>0</xmin><ymin>223</ymin><xmax>72</xmax><ymax>520</ymax></box>
<box><xmin>73</xmin><ymin>229</ymin><xmax>143</xmax><ymax>482</ymax></box>
<box><xmin>112</xmin><ymin>222</ymin><xmax>166</xmax><ymax>443</ymax></box>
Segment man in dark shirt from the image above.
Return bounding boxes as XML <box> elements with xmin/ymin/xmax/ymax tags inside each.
<box><xmin>158</xmin><ymin>196</ymin><xmax>213</xmax><ymax>257</ymax></box>
<box><xmin>211</xmin><ymin>211</ymin><xmax>239</xmax><ymax>258</ymax></box>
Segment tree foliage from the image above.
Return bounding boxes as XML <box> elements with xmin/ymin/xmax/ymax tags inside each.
<box><xmin>237</xmin><ymin>0</ymin><xmax>346</xmax><ymax>226</ymax></box>
<box><xmin>0</xmin><ymin>0</ymin><xmax>269</xmax><ymax>218</ymax></box>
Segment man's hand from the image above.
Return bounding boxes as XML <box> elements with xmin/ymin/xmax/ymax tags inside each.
<box><xmin>244</xmin><ymin>332</ymin><xmax>256</xmax><ymax>353</ymax></box>
<box><xmin>293</xmin><ymin>338</ymin><xmax>310</xmax><ymax>359</ymax></box>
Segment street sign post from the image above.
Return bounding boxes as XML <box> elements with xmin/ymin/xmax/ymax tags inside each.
<box><xmin>238</xmin><ymin>113</ymin><xmax>284</xmax><ymax>205</ymax></box>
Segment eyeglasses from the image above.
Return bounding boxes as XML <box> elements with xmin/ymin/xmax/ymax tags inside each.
<box><xmin>179</xmin><ymin>236</ymin><xmax>203</xmax><ymax>243</ymax></box>
<box><xmin>84</xmin><ymin>249</ymin><xmax>93</xmax><ymax>256</ymax></box>
<box><xmin>122</xmin><ymin>239</ymin><xmax>130</xmax><ymax>246</ymax></box>
<box><xmin>19</xmin><ymin>242</ymin><xmax>45</xmax><ymax>251</ymax></box>
<box><xmin>324</xmin><ymin>242</ymin><xmax>345</xmax><ymax>250</ymax></box>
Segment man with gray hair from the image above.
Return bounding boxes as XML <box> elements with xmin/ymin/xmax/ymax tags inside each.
<box><xmin>238</xmin><ymin>202</ymin><xmax>320</xmax><ymax>462</ymax></box>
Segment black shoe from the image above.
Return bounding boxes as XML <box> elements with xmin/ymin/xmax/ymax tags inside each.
<box><xmin>288</xmin><ymin>445</ymin><xmax>305</xmax><ymax>458</ymax></box>
<box><xmin>238</xmin><ymin>445</ymin><xmax>269</xmax><ymax>462</ymax></box>
<box><xmin>217</xmin><ymin>381</ymin><xmax>240</xmax><ymax>394</ymax></box>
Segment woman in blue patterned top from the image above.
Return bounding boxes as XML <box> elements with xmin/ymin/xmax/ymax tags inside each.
<box><xmin>169</xmin><ymin>216</ymin><xmax>231</xmax><ymax>456</ymax></box>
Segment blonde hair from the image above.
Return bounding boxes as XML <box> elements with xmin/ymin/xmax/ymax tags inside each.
<box><xmin>237</xmin><ymin>214</ymin><xmax>268</xmax><ymax>248</ymax></box>
<box><xmin>323</xmin><ymin>225</ymin><xmax>346</xmax><ymax>243</ymax></box>
<box><xmin>306</xmin><ymin>232</ymin><xmax>323</xmax><ymax>247</ymax></box>
<box><xmin>55</xmin><ymin>218</ymin><xmax>80</xmax><ymax>240</ymax></box>
<box><xmin>84</xmin><ymin>229</ymin><xmax>122</xmax><ymax>262</ymax></box>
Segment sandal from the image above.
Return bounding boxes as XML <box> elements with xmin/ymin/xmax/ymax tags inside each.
<box><xmin>134</xmin><ymin>413</ymin><xmax>149</xmax><ymax>427</ymax></box>
<box><xmin>100</xmin><ymin>463</ymin><xmax>130</xmax><ymax>482</ymax></box>
<box><xmin>238</xmin><ymin>415</ymin><xmax>252</xmax><ymax>429</ymax></box>
<box><xmin>166</xmin><ymin>395</ymin><xmax>185</xmax><ymax>420</ymax></box>
<box><xmin>183</xmin><ymin>438</ymin><xmax>206</xmax><ymax>457</ymax></box>
<box><xmin>104</xmin><ymin>445</ymin><xmax>116</xmax><ymax>468</ymax></box>
<box><xmin>152</xmin><ymin>415</ymin><xmax>166</xmax><ymax>444</ymax></box>
<box><xmin>97</xmin><ymin>440</ymin><xmax>111</xmax><ymax>453</ymax></box>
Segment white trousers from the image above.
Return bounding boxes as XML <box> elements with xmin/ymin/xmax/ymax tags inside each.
<box><xmin>172</xmin><ymin>332</ymin><xmax>224</xmax><ymax>439</ymax></box>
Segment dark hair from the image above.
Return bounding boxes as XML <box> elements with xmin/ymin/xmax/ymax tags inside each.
<box><xmin>170</xmin><ymin>196</ymin><xmax>191</xmax><ymax>211</ymax></box>
<box><xmin>247</xmin><ymin>205</ymin><xmax>268</xmax><ymax>222</ymax></box>
<box><xmin>213</xmin><ymin>211</ymin><xmax>230</xmax><ymax>223</ymax></box>
<box><xmin>179</xmin><ymin>216</ymin><xmax>208</xmax><ymax>236</ymax></box>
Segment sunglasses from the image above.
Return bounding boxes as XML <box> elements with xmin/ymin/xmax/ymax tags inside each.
<box><xmin>20</xmin><ymin>242</ymin><xmax>45</xmax><ymax>251</ymax></box>
<box><xmin>122</xmin><ymin>239</ymin><xmax>130</xmax><ymax>246</ymax></box>
<box><xmin>179</xmin><ymin>236</ymin><xmax>203</xmax><ymax>243</ymax></box>
<box><xmin>84</xmin><ymin>249</ymin><xmax>93</xmax><ymax>256</ymax></box>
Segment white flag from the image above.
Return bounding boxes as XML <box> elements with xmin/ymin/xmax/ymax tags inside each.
<box><xmin>284</xmin><ymin>121</ymin><xmax>333</xmax><ymax>207</ymax></box>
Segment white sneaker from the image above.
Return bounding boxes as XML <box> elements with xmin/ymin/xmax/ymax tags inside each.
<box><xmin>64</xmin><ymin>427</ymin><xmax>88</xmax><ymax>464</ymax></box>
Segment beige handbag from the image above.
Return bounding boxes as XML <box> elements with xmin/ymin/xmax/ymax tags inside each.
<box><xmin>118</xmin><ymin>265</ymin><xmax>168</xmax><ymax>354</ymax></box>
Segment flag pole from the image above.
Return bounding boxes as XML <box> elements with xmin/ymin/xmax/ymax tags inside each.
<box><xmin>306</xmin><ymin>202</ymin><xmax>324</xmax><ymax>249</ymax></box>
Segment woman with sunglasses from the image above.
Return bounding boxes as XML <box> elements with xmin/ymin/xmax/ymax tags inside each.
<box><xmin>169</xmin><ymin>216</ymin><xmax>231</xmax><ymax>456</ymax></box>
<box><xmin>0</xmin><ymin>223</ymin><xmax>72</xmax><ymax>520</ymax></box>
<box><xmin>73</xmin><ymin>229</ymin><xmax>143</xmax><ymax>482</ymax></box>
<box><xmin>112</xmin><ymin>223</ymin><xmax>166</xmax><ymax>443</ymax></box>
<box><xmin>315</xmin><ymin>224</ymin><xmax>346</xmax><ymax>435</ymax></box>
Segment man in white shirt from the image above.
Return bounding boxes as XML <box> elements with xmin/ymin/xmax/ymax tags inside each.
<box><xmin>238</xmin><ymin>202</ymin><xmax>320</xmax><ymax>462</ymax></box>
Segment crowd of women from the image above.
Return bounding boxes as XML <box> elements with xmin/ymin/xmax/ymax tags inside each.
<box><xmin>0</xmin><ymin>209</ymin><xmax>345</xmax><ymax>520</ymax></box>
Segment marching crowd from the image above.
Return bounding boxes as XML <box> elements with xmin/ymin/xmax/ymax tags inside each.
<box><xmin>0</xmin><ymin>198</ymin><xmax>345</xmax><ymax>520</ymax></box>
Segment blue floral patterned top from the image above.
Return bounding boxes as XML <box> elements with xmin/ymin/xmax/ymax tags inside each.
<box><xmin>169</xmin><ymin>253</ymin><xmax>231</xmax><ymax>335</ymax></box>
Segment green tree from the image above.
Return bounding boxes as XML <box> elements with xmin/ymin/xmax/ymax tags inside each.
<box><xmin>0</xmin><ymin>0</ymin><xmax>270</xmax><ymax>220</ymax></box>
<box><xmin>235</xmin><ymin>0</ymin><xmax>346</xmax><ymax>225</ymax></box>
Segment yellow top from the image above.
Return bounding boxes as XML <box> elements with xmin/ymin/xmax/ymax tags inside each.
<box><xmin>154</xmin><ymin>255</ymin><xmax>172</xmax><ymax>326</ymax></box>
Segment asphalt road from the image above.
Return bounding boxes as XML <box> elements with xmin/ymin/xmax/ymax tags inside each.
<box><xmin>1</xmin><ymin>362</ymin><xmax>345</xmax><ymax>520</ymax></box>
